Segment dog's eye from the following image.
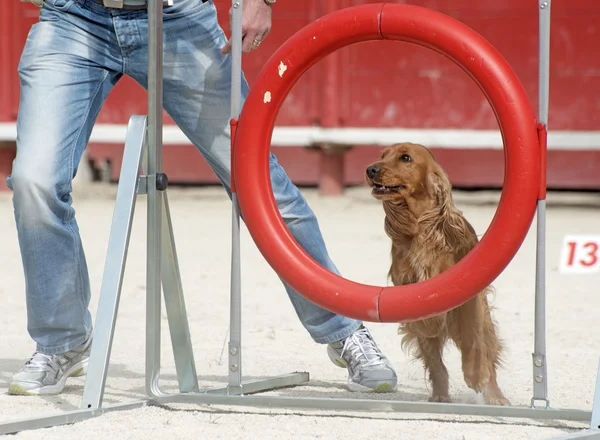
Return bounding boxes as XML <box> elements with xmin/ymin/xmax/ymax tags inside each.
<box><xmin>399</xmin><ymin>154</ymin><xmax>412</xmax><ymax>162</ymax></box>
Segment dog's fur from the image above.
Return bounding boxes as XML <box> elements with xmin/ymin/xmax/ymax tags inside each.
<box><xmin>365</xmin><ymin>142</ymin><xmax>510</xmax><ymax>405</ymax></box>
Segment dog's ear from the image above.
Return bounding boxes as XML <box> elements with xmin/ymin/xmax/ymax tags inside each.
<box><xmin>425</xmin><ymin>162</ymin><xmax>467</xmax><ymax>245</ymax></box>
<box><xmin>426</xmin><ymin>162</ymin><xmax>452</xmax><ymax>207</ymax></box>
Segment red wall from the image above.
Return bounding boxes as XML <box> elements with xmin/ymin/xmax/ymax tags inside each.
<box><xmin>2</xmin><ymin>1</ymin><xmax>600</xmax><ymax>190</ymax></box>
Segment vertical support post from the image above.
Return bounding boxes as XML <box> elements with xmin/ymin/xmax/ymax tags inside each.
<box><xmin>591</xmin><ymin>359</ymin><xmax>600</xmax><ymax>431</ymax></box>
<box><xmin>532</xmin><ymin>0</ymin><xmax>551</xmax><ymax>409</ymax></box>
<box><xmin>146</xmin><ymin>0</ymin><xmax>165</xmax><ymax>398</ymax></box>
<box><xmin>227</xmin><ymin>0</ymin><xmax>244</xmax><ymax>394</ymax></box>
<box><xmin>139</xmin><ymin>129</ymin><xmax>200</xmax><ymax>396</ymax></box>
<box><xmin>230</xmin><ymin>0</ymin><xmax>243</xmax><ymax>117</ymax></box>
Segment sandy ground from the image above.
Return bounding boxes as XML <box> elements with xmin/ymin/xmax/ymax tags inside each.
<box><xmin>1</xmin><ymin>181</ymin><xmax>600</xmax><ymax>440</ymax></box>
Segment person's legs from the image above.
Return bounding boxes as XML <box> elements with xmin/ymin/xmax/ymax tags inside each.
<box><xmin>8</xmin><ymin>0</ymin><xmax>123</xmax><ymax>394</ymax></box>
<box><xmin>125</xmin><ymin>0</ymin><xmax>397</xmax><ymax>391</ymax></box>
<box><xmin>129</xmin><ymin>0</ymin><xmax>360</xmax><ymax>343</ymax></box>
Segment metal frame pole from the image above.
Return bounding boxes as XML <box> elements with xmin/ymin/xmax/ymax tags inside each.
<box><xmin>230</xmin><ymin>1</ymin><xmax>243</xmax><ymax>117</ymax></box>
<box><xmin>532</xmin><ymin>0</ymin><xmax>551</xmax><ymax>409</ymax></box>
<box><xmin>146</xmin><ymin>0</ymin><xmax>165</xmax><ymax>398</ymax></box>
<box><xmin>228</xmin><ymin>0</ymin><xmax>244</xmax><ymax>394</ymax></box>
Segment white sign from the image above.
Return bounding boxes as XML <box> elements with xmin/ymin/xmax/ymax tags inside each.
<box><xmin>560</xmin><ymin>235</ymin><xmax>600</xmax><ymax>274</ymax></box>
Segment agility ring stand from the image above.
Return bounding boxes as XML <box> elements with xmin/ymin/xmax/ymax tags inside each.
<box><xmin>2</xmin><ymin>1</ymin><xmax>600</xmax><ymax>439</ymax></box>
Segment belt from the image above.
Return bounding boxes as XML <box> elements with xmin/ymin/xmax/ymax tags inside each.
<box><xmin>96</xmin><ymin>0</ymin><xmax>173</xmax><ymax>10</ymax></box>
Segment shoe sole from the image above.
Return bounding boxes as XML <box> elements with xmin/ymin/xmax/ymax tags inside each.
<box><xmin>347</xmin><ymin>382</ymin><xmax>397</xmax><ymax>393</ymax></box>
<box><xmin>327</xmin><ymin>345</ymin><xmax>398</xmax><ymax>393</ymax></box>
<box><xmin>8</xmin><ymin>361</ymin><xmax>88</xmax><ymax>396</ymax></box>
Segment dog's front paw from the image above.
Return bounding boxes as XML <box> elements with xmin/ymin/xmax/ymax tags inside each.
<box><xmin>462</xmin><ymin>365</ymin><xmax>490</xmax><ymax>393</ymax></box>
<box><xmin>485</xmin><ymin>395</ymin><xmax>511</xmax><ymax>406</ymax></box>
<box><xmin>483</xmin><ymin>383</ymin><xmax>511</xmax><ymax>406</ymax></box>
<box><xmin>428</xmin><ymin>395</ymin><xmax>451</xmax><ymax>403</ymax></box>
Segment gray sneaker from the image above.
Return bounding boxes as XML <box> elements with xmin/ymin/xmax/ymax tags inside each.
<box><xmin>8</xmin><ymin>338</ymin><xmax>91</xmax><ymax>396</ymax></box>
<box><xmin>327</xmin><ymin>326</ymin><xmax>397</xmax><ymax>393</ymax></box>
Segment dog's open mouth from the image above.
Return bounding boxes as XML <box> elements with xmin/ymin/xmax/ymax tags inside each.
<box><xmin>372</xmin><ymin>183</ymin><xmax>404</xmax><ymax>194</ymax></box>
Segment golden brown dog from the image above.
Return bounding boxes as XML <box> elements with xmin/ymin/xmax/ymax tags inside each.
<box><xmin>365</xmin><ymin>142</ymin><xmax>509</xmax><ymax>406</ymax></box>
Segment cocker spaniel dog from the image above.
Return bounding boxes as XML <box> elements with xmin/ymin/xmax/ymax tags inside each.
<box><xmin>365</xmin><ymin>142</ymin><xmax>509</xmax><ymax>406</ymax></box>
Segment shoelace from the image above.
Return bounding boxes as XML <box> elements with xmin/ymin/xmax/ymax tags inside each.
<box><xmin>24</xmin><ymin>352</ymin><xmax>60</xmax><ymax>374</ymax></box>
<box><xmin>340</xmin><ymin>328</ymin><xmax>385</xmax><ymax>368</ymax></box>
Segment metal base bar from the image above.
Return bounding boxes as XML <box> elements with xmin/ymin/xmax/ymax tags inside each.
<box><xmin>202</xmin><ymin>372</ymin><xmax>309</xmax><ymax>395</ymax></box>
<box><xmin>0</xmin><ymin>374</ymin><xmax>308</xmax><ymax>436</ymax></box>
<box><xmin>550</xmin><ymin>432</ymin><xmax>600</xmax><ymax>440</ymax></box>
<box><xmin>151</xmin><ymin>394</ymin><xmax>592</xmax><ymax>423</ymax></box>
<box><xmin>0</xmin><ymin>394</ymin><xmax>591</xmax><ymax>437</ymax></box>
<box><xmin>0</xmin><ymin>401</ymin><xmax>149</xmax><ymax>436</ymax></box>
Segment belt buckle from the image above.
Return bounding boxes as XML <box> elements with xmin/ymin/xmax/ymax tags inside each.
<box><xmin>103</xmin><ymin>0</ymin><xmax>124</xmax><ymax>7</ymax></box>
<box><xmin>102</xmin><ymin>0</ymin><xmax>174</xmax><ymax>8</ymax></box>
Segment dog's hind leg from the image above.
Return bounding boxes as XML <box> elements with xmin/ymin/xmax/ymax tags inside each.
<box><xmin>481</xmin><ymin>303</ymin><xmax>511</xmax><ymax>406</ymax></box>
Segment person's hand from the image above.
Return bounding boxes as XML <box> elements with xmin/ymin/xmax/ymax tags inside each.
<box><xmin>220</xmin><ymin>0</ymin><xmax>272</xmax><ymax>56</ymax></box>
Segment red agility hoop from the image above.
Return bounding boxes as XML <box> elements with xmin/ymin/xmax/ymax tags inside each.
<box><xmin>232</xmin><ymin>4</ymin><xmax>541</xmax><ymax>323</ymax></box>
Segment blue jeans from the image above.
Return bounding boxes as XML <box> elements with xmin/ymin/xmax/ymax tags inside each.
<box><xmin>8</xmin><ymin>0</ymin><xmax>361</xmax><ymax>355</ymax></box>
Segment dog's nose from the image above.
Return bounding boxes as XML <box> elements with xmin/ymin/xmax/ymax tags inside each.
<box><xmin>366</xmin><ymin>165</ymin><xmax>381</xmax><ymax>179</ymax></box>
